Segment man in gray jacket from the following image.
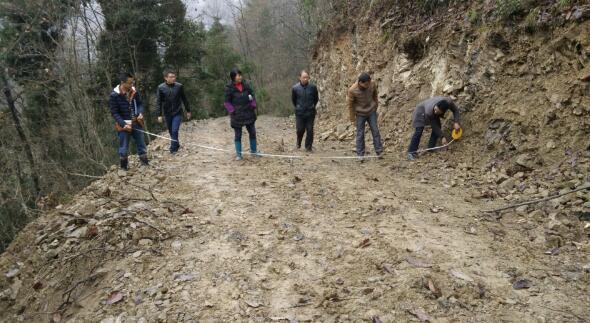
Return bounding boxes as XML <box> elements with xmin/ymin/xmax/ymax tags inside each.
<box><xmin>156</xmin><ymin>70</ymin><xmax>191</xmax><ymax>154</ymax></box>
<box><xmin>407</xmin><ymin>96</ymin><xmax>461</xmax><ymax>160</ymax></box>
<box><xmin>292</xmin><ymin>70</ymin><xmax>319</xmax><ymax>152</ymax></box>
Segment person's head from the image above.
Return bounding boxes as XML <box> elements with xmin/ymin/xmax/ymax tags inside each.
<box><xmin>357</xmin><ymin>72</ymin><xmax>371</xmax><ymax>89</ymax></box>
<box><xmin>433</xmin><ymin>100</ymin><xmax>450</xmax><ymax>116</ymax></box>
<box><xmin>118</xmin><ymin>72</ymin><xmax>134</xmax><ymax>92</ymax></box>
<box><xmin>299</xmin><ymin>70</ymin><xmax>310</xmax><ymax>85</ymax></box>
<box><xmin>230</xmin><ymin>68</ymin><xmax>243</xmax><ymax>84</ymax></box>
<box><xmin>163</xmin><ymin>69</ymin><xmax>176</xmax><ymax>85</ymax></box>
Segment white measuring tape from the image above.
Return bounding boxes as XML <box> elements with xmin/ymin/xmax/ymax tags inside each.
<box><xmin>135</xmin><ymin>128</ymin><xmax>454</xmax><ymax>160</ymax></box>
<box><xmin>410</xmin><ymin>139</ymin><xmax>455</xmax><ymax>154</ymax></box>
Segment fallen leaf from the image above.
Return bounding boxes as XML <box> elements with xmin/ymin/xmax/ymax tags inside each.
<box><xmin>106</xmin><ymin>291</ymin><xmax>124</xmax><ymax>305</ymax></box>
<box><xmin>32</xmin><ymin>281</ymin><xmax>43</xmax><ymax>290</ymax></box>
<box><xmin>182</xmin><ymin>208</ymin><xmax>194</xmax><ymax>214</ymax></box>
<box><xmin>512</xmin><ymin>278</ymin><xmax>532</xmax><ymax>290</ymax></box>
<box><xmin>85</xmin><ymin>225</ymin><xmax>98</xmax><ymax>238</ymax></box>
<box><xmin>408</xmin><ymin>308</ymin><xmax>433</xmax><ymax>322</ymax></box>
<box><xmin>362</xmin><ymin>288</ymin><xmax>374</xmax><ymax>295</ymax></box>
<box><xmin>406</xmin><ymin>257</ymin><xmax>432</xmax><ymax>268</ymax></box>
<box><xmin>357</xmin><ymin>238</ymin><xmax>371</xmax><ymax>248</ymax></box>
<box><xmin>426</xmin><ymin>279</ymin><xmax>442</xmax><ymax>298</ymax></box>
<box><xmin>450</xmin><ymin>269</ymin><xmax>474</xmax><ymax>282</ymax></box>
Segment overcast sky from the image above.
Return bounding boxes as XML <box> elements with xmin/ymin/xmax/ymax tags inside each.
<box><xmin>184</xmin><ymin>0</ymin><xmax>234</xmax><ymax>25</ymax></box>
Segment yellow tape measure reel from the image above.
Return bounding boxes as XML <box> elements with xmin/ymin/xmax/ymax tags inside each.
<box><xmin>452</xmin><ymin>128</ymin><xmax>463</xmax><ymax>140</ymax></box>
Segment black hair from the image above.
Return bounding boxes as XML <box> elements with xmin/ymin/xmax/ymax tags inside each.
<box><xmin>300</xmin><ymin>70</ymin><xmax>309</xmax><ymax>77</ymax></box>
<box><xmin>435</xmin><ymin>100</ymin><xmax>450</xmax><ymax>112</ymax></box>
<box><xmin>358</xmin><ymin>72</ymin><xmax>371</xmax><ymax>83</ymax></box>
<box><xmin>118</xmin><ymin>72</ymin><xmax>134</xmax><ymax>83</ymax></box>
<box><xmin>163</xmin><ymin>69</ymin><xmax>176</xmax><ymax>77</ymax></box>
<box><xmin>230</xmin><ymin>68</ymin><xmax>242</xmax><ymax>82</ymax></box>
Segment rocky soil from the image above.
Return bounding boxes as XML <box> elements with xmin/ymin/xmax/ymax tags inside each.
<box><xmin>2</xmin><ymin>3</ymin><xmax>590</xmax><ymax>322</ymax></box>
<box><xmin>0</xmin><ymin>116</ymin><xmax>588</xmax><ymax>322</ymax></box>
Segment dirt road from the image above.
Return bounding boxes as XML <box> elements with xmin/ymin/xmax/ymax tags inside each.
<box><xmin>1</xmin><ymin>116</ymin><xmax>588</xmax><ymax>322</ymax></box>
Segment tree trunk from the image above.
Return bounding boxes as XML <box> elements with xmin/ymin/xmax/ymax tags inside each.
<box><xmin>1</xmin><ymin>69</ymin><xmax>41</xmax><ymax>198</ymax></box>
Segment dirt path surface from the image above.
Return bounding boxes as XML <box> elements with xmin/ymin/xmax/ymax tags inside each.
<box><xmin>1</xmin><ymin>116</ymin><xmax>589</xmax><ymax>322</ymax></box>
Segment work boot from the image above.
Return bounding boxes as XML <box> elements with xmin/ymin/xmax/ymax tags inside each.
<box><xmin>235</xmin><ymin>141</ymin><xmax>243</xmax><ymax>161</ymax></box>
<box><xmin>120</xmin><ymin>157</ymin><xmax>129</xmax><ymax>170</ymax></box>
<box><xmin>139</xmin><ymin>154</ymin><xmax>149</xmax><ymax>166</ymax></box>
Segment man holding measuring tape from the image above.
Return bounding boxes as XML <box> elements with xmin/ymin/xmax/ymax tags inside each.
<box><xmin>109</xmin><ymin>72</ymin><xmax>149</xmax><ymax>170</ymax></box>
<box><xmin>407</xmin><ymin>96</ymin><xmax>461</xmax><ymax>161</ymax></box>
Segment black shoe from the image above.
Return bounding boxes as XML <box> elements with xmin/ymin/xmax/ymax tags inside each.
<box><xmin>120</xmin><ymin>157</ymin><xmax>129</xmax><ymax>170</ymax></box>
<box><xmin>305</xmin><ymin>147</ymin><xmax>313</xmax><ymax>153</ymax></box>
<box><xmin>139</xmin><ymin>154</ymin><xmax>149</xmax><ymax>166</ymax></box>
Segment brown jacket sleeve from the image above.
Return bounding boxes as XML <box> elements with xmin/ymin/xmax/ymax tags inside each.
<box><xmin>347</xmin><ymin>86</ymin><xmax>355</xmax><ymax>122</ymax></box>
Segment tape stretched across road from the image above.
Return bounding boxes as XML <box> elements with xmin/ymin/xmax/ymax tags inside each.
<box><xmin>136</xmin><ymin>128</ymin><xmax>454</xmax><ymax>160</ymax></box>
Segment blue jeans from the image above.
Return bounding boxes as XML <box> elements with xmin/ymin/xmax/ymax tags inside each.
<box><xmin>118</xmin><ymin>124</ymin><xmax>147</xmax><ymax>157</ymax></box>
<box><xmin>356</xmin><ymin>111</ymin><xmax>383</xmax><ymax>156</ymax></box>
<box><xmin>165</xmin><ymin>113</ymin><xmax>182</xmax><ymax>152</ymax></box>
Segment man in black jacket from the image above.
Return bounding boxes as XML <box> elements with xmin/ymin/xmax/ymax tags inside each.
<box><xmin>291</xmin><ymin>70</ymin><xmax>319</xmax><ymax>152</ymax></box>
<box><xmin>109</xmin><ymin>72</ymin><xmax>148</xmax><ymax>170</ymax></box>
<box><xmin>156</xmin><ymin>70</ymin><xmax>191</xmax><ymax>154</ymax></box>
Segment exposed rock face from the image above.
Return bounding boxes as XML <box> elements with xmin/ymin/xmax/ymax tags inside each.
<box><xmin>311</xmin><ymin>15</ymin><xmax>590</xmax><ymax>168</ymax></box>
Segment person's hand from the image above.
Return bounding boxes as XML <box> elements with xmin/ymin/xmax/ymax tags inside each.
<box><xmin>453</xmin><ymin>122</ymin><xmax>461</xmax><ymax>130</ymax></box>
<box><xmin>137</xmin><ymin>114</ymin><xmax>144</xmax><ymax>121</ymax></box>
<box><xmin>442</xmin><ymin>137</ymin><xmax>448</xmax><ymax>145</ymax></box>
<box><xmin>186</xmin><ymin>112</ymin><xmax>192</xmax><ymax>120</ymax></box>
<box><xmin>157</xmin><ymin>116</ymin><xmax>163</xmax><ymax>123</ymax></box>
<box><xmin>123</xmin><ymin>124</ymin><xmax>132</xmax><ymax>131</ymax></box>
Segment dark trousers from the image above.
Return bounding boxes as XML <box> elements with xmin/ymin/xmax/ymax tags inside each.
<box><xmin>165</xmin><ymin>113</ymin><xmax>182</xmax><ymax>152</ymax></box>
<box><xmin>408</xmin><ymin>119</ymin><xmax>441</xmax><ymax>154</ymax></box>
<box><xmin>356</xmin><ymin>111</ymin><xmax>383</xmax><ymax>156</ymax></box>
<box><xmin>118</xmin><ymin>124</ymin><xmax>147</xmax><ymax>158</ymax></box>
<box><xmin>296</xmin><ymin>114</ymin><xmax>315</xmax><ymax>150</ymax></box>
<box><xmin>233</xmin><ymin>123</ymin><xmax>256</xmax><ymax>142</ymax></box>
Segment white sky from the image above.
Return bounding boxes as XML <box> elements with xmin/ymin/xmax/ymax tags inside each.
<box><xmin>184</xmin><ymin>0</ymin><xmax>235</xmax><ymax>25</ymax></box>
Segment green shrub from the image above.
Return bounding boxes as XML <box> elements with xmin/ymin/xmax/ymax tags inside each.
<box><xmin>468</xmin><ymin>9</ymin><xmax>481</xmax><ymax>25</ymax></box>
<box><xmin>524</xmin><ymin>7</ymin><xmax>541</xmax><ymax>32</ymax></box>
<box><xmin>496</xmin><ymin>0</ymin><xmax>524</xmax><ymax>21</ymax></box>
